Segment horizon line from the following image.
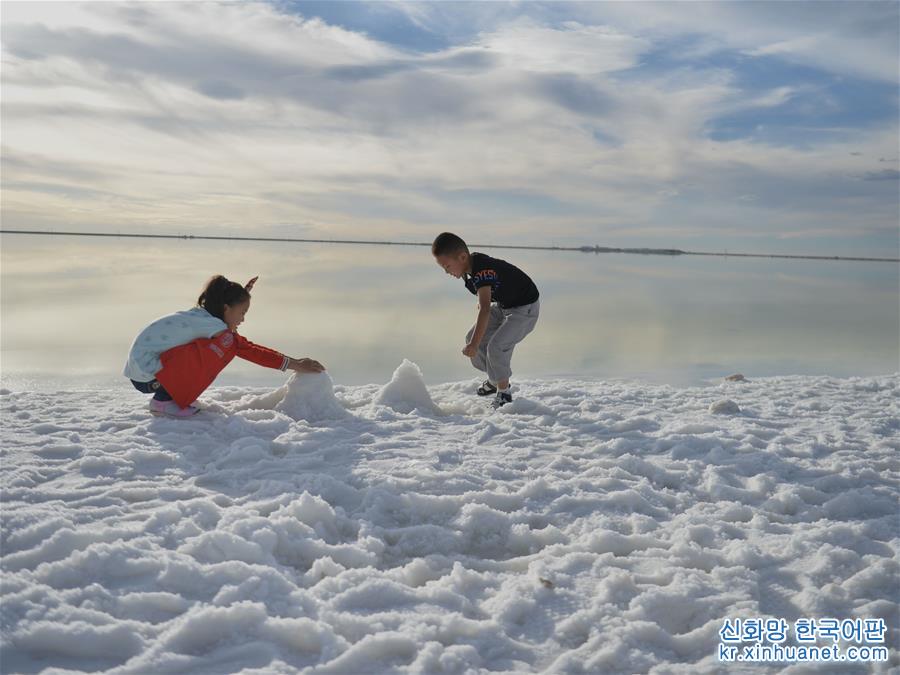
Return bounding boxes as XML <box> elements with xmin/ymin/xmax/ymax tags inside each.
<box><xmin>1</xmin><ymin>229</ymin><xmax>898</xmax><ymax>263</ymax></box>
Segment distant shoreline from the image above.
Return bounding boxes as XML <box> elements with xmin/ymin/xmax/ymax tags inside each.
<box><xmin>1</xmin><ymin>228</ymin><xmax>897</xmax><ymax>263</ymax></box>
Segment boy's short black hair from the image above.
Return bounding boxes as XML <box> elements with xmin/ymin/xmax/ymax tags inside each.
<box><xmin>432</xmin><ymin>232</ymin><xmax>469</xmax><ymax>256</ymax></box>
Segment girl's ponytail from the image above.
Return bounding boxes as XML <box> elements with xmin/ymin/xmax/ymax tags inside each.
<box><xmin>198</xmin><ymin>275</ymin><xmax>250</xmax><ymax>320</ymax></box>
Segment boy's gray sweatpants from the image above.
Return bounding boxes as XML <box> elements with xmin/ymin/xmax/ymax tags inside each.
<box><xmin>466</xmin><ymin>300</ymin><xmax>539</xmax><ymax>384</ymax></box>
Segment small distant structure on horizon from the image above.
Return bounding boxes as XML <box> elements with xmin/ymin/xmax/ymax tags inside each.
<box><xmin>579</xmin><ymin>245</ymin><xmax>685</xmax><ymax>256</ymax></box>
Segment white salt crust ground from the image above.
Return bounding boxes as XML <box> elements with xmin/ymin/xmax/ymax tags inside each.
<box><xmin>1</xmin><ymin>363</ymin><xmax>897</xmax><ymax>674</ymax></box>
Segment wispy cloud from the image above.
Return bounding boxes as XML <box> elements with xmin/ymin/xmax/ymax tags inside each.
<box><xmin>575</xmin><ymin>1</ymin><xmax>900</xmax><ymax>83</ymax></box>
<box><xmin>863</xmin><ymin>169</ymin><xmax>900</xmax><ymax>181</ymax></box>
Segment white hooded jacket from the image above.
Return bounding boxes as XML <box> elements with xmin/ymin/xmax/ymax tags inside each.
<box><xmin>123</xmin><ymin>307</ymin><xmax>227</xmax><ymax>382</ymax></box>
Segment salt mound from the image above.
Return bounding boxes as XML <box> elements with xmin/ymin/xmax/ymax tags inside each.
<box><xmin>375</xmin><ymin>359</ymin><xmax>440</xmax><ymax>414</ymax></box>
<box><xmin>275</xmin><ymin>372</ymin><xmax>347</xmax><ymax>422</ymax></box>
<box><xmin>709</xmin><ymin>398</ymin><xmax>741</xmax><ymax>415</ymax></box>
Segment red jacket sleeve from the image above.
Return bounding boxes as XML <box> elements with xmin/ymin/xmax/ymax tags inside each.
<box><xmin>234</xmin><ymin>333</ymin><xmax>287</xmax><ymax>370</ymax></box>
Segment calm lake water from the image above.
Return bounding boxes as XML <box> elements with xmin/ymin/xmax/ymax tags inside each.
<box><xmin>1</xmin><ymin>235</ymin><xmax>898</xmax><ymax>391</ymax></box>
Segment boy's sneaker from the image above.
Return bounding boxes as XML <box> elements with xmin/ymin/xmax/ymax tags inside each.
<box><xmin>477</xmin><ymin>380</ymin><xmax>497</xmax><ymax>396</ymax></box>
<box><xmin>149</xmin><ymin>399</ymin><xmax>199</xmax><ymax>418</ymax></box>
<box><xmin>491</xmin><ymin>391</ymin><xmax>513</xmax><ymax>409</ymax></box>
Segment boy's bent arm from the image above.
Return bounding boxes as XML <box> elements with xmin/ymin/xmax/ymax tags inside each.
<box><xmin>468</xmin><ymin>286</ymin><xmax>493</xmax><ymax>348</ymax></box>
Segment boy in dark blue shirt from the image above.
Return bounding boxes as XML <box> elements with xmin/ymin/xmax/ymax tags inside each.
<box><xmin>432</xmin><ymin>232</ymin><xmax>540</xmax><ymax>408</ymax></box>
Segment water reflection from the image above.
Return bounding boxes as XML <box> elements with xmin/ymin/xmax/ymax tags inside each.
<box><xmin>1</xmin><ymin>235</ymin><xmax>897</xmax><ymax>390</ymax></box>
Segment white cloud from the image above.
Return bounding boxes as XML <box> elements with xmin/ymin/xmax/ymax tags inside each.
<box><xmin>578</xmin><ymin>1</ymin><xmax>899</xmax><ymax>83</ymax></box>
<box><xmin>474</xmin><ymin>19</ymin><xmax>651</xmax><ymax>74</ymax></box>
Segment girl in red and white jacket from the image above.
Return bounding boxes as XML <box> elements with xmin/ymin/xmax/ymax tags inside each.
<box><xmin>124</xmin><ymin>275</ymin><xmax>324</xmax><ymax>418</ymax></box>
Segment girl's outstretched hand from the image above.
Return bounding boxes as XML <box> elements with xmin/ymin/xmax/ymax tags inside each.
<box><xmin>288</xmin><ymin>357</ymin><xmax>325</xmax><ymax>373</ymax></box>
<box><xmin>245</xmin><ymin>276</ymin><xmax>259</xmax><ymax>292</ymax></box>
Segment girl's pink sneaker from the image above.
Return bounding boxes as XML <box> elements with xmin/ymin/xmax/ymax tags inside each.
<box><xmin>149</xmin><ymin>399</ymin><xmax>199</xmax><ymax>418</ymax></box>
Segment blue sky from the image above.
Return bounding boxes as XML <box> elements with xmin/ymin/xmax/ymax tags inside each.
<box><xmin>1</xmin><ymin>1</ymin><xmax>897</xmax><ymax>256</ymax></box>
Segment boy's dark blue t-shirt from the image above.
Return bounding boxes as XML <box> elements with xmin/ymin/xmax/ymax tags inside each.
<box><xmin>464</xmin><ymin>252</ymin><xmax>539</xmax><ymax>309</ymax></box>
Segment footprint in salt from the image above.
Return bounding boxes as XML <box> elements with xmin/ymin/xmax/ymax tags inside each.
<box><xmin>375</xmin><ymin>359</ymin><xmax>441</xmax><ymax>415</ymax></box>
<box><xmin>275</xmin><ymin>372</ymin><xmax>348</xmax><ymax>422</ymax></box>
